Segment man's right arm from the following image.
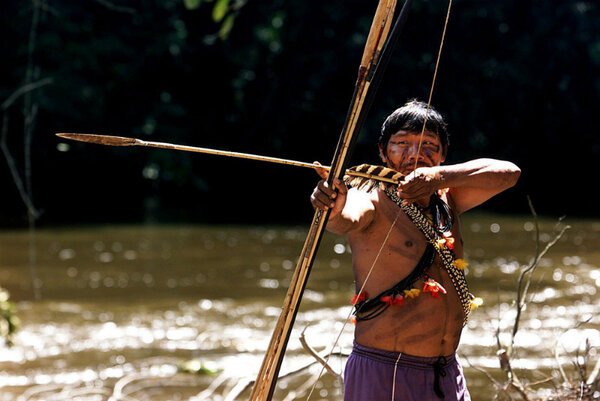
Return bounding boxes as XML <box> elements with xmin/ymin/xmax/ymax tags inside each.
<box><xmin>310</xmin><ymin>178</ymin><xmax>375</xmax><ymax>235</ymax></box>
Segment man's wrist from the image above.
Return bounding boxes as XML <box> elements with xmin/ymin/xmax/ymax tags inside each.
<box><xmin>429</xmin><ymin>167</ymin><xmax>444</xmax><ymax>192</ymax></box>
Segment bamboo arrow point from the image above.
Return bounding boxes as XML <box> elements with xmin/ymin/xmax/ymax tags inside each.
<box><xmin>56</xmin><ymin>133</ymin><xmax>139</xmax><ymax>146</ymax></box>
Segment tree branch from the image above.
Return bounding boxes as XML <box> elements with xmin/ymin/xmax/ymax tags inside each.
<box><xmin>94</xmin><ymin>0</ymin><xmax>137</xmax><ymax>14</ymax></box>
<box><xmin>1</xmin><ymin>78</ymin><xmax>53</xmax><ymax>111</ymax></box>
<box><xmin>510</xmin><ymin>197</ymin><xmax>570</xmax><ymax>351</ymax></box>
<box><xmin>0</xmin><ymin>113</ymin><xmax>39</xmax><ymax>218</ymax></box>
<box><xmin>299</xmin><ymin>325</ymin><xmax>343</xmax><ymax>380</ymax></box>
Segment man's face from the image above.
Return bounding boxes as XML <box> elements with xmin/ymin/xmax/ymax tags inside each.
<box><xmin>379</xmin><ymin>130</ymin><xmax>445</xmax><ymax>175</ymax></box>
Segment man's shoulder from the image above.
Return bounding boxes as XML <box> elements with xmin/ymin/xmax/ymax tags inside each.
<box><xmin>348</xmin><ymin>188</ymin><xmax>404</xmax><ymax>228</ymax></box>
<box><xmin>347</xmin><ymin>186</ymin><xmax>380</xmax><ymax>204</ymax></box>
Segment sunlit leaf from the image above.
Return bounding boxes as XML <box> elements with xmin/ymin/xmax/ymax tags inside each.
<box><xmin>219</xmin><ymin>14</ymin><xmax>235</xmax><ymax>40</ymax></box>
<box><xmin>183</xmin><ymin>0</ymin><xmax>202</xmax><ymax>10</ymax></box>
<box><xmin>212</xmin><ymin>0</ymin><xmax>230</xmax><ymax>23</ymax></box>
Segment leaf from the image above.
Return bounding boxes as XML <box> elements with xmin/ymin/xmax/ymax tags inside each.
<box><xmin>218</xmin><ymin>14</ymin><xmax>235</xmax><ymax>40</ymax></box>
<box><xmin>183</xmin><ymin>0</ymin><xmax>202</xmax><ymax>10</ymax></box>
<box><xmin>212</xmin><ymin>0</ymin><xmax>230</xmax><ymax>23</ymax></box>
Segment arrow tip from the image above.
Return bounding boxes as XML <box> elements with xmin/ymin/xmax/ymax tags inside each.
<box><xmin>56</xmin><ymin>133</ymin><xmax>138</xmax><ymax>147</ymax></box>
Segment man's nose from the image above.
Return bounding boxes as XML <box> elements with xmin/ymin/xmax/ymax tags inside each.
<box><xmin>407</xmin><ymin>144</ymin><xmax>423</xmax><ymax>161</ymax></box>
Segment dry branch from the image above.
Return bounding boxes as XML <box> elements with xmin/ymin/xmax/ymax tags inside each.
<box><xmin>299</xmin><ymin>325</ymin><xmax>343</xmax><ymax>380</ymax></box>
<box><xmin>510</xmin><ymin>200</ymin><xmax>570</xmax><ymax>352</ymax></box>
<box><xmin>482</xmin><ymin>198</ymin><xmax>600</xmax><ymax>401</ymax></box>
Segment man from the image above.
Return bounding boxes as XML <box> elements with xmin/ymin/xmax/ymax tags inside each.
<box><xmin>311</xmin><ymin>100</ymin><xmax>520</xmax><ymax>401</ymax></box>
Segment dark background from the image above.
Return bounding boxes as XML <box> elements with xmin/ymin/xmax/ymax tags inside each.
<box><xmin>1</xmin><ymin>0</ymin><xmax>598</xmax><ymax>228</ymax></box>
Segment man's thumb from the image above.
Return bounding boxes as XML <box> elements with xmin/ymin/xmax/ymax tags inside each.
<box><xmin>313</xmin><ymin>161</ymin><xmax>329</xmax><ymax>180</ymax></box>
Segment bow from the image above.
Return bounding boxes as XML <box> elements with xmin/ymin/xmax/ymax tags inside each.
<box><xmin>249</xmin><ymin>1</ymin><xmax>414</xmax><ymax>399</ymax></box>
<box><xmin>304</xmin><ymin>2</ymin><xmax>457</xmax><ymax>400</ymax></box>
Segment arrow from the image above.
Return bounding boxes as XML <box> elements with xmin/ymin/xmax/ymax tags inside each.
<box><xmin>56</xmin><ymin>132</ymin><xmax>402</xmax><ymax>186</ymax></box>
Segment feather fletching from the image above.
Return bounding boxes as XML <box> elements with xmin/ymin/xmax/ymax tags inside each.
<box><xmin>344</xmin><ymin>164</ymin><xmax>404</xmax><ymax>192</ymax></box>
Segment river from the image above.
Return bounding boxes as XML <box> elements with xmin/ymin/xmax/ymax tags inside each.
<box><xmin>0</xmin><ymin>213</ymin><xmax>598</xmax><ymax>400</ymax></box>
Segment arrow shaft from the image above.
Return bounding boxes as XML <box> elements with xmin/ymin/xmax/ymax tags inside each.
<box><xmin>141</xmin><ymin>140</ymin><xmax>399</xmax><ymax>184</ymax></box>
<box><xmin>58</xmin><ymin>133</ymin><xmax>401</xmax><ymax>185</ymax></box>
<box><xmin>137</xmin><ymin>139</ymin><xmax>322</xmax><ymax>170</ymax></box>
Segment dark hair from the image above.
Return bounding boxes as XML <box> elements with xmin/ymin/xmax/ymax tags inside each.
<box><xmin>379</xmin><ymin>100</ymin><xmax>449</xmax><ymax>156</ymax></box>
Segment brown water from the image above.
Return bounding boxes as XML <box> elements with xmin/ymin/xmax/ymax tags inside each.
<box><xmin>0</xmin><ymin>213</ymin><xmax>598</xmax><ymax>400</ymax></box>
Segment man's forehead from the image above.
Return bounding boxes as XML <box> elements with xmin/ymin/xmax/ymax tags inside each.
<box><xmin>390</xmin><ymin>130</ymin><xmax>440</xmax><ymax>139</ymax></box>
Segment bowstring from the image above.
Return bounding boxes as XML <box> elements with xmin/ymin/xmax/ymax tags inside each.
<box><xmin>304</xmin><ymin>2</ymin><xmax>453</xmax><ymax>400</ymax></box>
<box><xmin>413</xmin><ymin>0</ymin><xmax>453</xmax><ymax>174</ymax></box>
<box><xmin>305</xmin><ymin>211</ymin><xmax>401</xmax><ymax>401</ymax></box>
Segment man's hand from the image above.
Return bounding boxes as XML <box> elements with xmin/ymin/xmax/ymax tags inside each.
<box><xmin>310</xmin><ymin>162</ymin><xmax>348</xmax><ymax>218</ymax></box>
<box><xmin>397</xmin><ymin>167</ymin><xmax>441</xmax><ymax>203</ymax></box>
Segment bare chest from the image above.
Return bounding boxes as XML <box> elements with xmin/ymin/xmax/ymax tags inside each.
<box><xmin>348</xmin><ymin>193</ymin><xmax>463</xmax><ymax>290</ymax></box>
<box><xmin>348</xmin><ymin>192</ymin><xmax>466</xmax><ymax>355</ymax></box>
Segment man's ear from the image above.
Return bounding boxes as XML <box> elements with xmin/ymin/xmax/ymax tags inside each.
<box><xmin>440</xmin><ymin>144</ymin><xmax>448</xmax><ymax>163</ymax></box>
<box><xmin>378</xmin><ymin>144</ymin><xmax>387</xmax><ymax>164</ymax></box>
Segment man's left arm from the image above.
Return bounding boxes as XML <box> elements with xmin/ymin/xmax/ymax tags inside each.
<box><xmin>398</xmin><ymin>158</ymin><xmax>521</xmax><ymax>214</ymax></box>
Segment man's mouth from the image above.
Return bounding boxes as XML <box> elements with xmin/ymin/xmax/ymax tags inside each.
<box><xmin>400</xmin><ymin>162</ymin><xmax>429</xmax><ymax>172</ymax></box>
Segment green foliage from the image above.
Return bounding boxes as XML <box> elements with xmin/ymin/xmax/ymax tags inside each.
<box><xmin>219</xmin><ymin>14</ymin><xmax>235</xmax><ymax>40</ymax></box>
<box><xmin>0</xmin><ymin>288</ymin><xmax>19</xmax><ymax>347</ymax></box>
<box><xmin>212</xmin><ymin>0</ymin><xmax>230</xmax><ymax>22</ymax></box>
<box><xmin>183</xmin><ymin>0</ymin><xmax>203</xmax><ymax>10</ymax></box>
<box><xmin>181</xmin><ymin>0</ymin><xmax>244</xmax><ymax>40</ymax></box>
<box><xmin>1</xmin><ymin>0</ymin><xmax>599</xmax><ymax>225</ymax></box>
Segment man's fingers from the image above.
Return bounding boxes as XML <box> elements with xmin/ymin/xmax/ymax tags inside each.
<box><xmin>313</xmin><ymin>161</ymin><xmax>329</xmax><ymax>180</ymax></box>
<box><xmin>332</xmin><ymin>178</ymin><xmax>348</xmax><ymax>195</ymax></box>
<box><xmin>317</xmin><ymin>180</ymin><xmax>333</xmax><ymax>195</ymax></box>
<box><xmin>311</xmin><ymin>195</ymin><xmax>332</xmax><ymax>210</ymax></box>
<box><xmin>314</xmin><ymin>180</ymin><xmax>338</xmax><ymax>207</ymax></box>
<box><xmin>398</xmin><ymin>195</ymin><xmax>419</xmax><ymax>203</ymax></box>
<box><xmin>397</xmin><ymin>187</ymin><xmax>428</xmax><ymax>203</ymax></box>
<box><xmin>311</xmin><ymin>186</ymin><xmax>338</xmax><ymax>209</ymax></box>
<box><xmin>316</xmin><ymin>190</ymin><xmax>335</xmax><ymax>207</ymax></box>
<box><xmin>311</xmin><ymin>173</ymin><xmax>347</xmax><ymax>215</ymax></box>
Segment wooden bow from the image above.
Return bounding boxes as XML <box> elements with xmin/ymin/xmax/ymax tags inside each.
<box><xmin>248</xmin><ymin>1</ymin><xmax>414</xmax><ymax>399</ymax></box>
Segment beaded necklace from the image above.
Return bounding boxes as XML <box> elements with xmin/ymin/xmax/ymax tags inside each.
<box><xmin>383</xmin><ymin>188</ymin><xmax>475</xmax><ymax>326</ymax></box>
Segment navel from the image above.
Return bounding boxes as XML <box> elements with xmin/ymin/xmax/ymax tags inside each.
<box><xmin>405</xmin><ymin>240</ymin><xmax>413</xmax><ymax>248</ymax></box>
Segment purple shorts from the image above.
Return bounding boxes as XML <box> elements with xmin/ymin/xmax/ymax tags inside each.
<box><xmin>344</xmin><ymin>342</ymin><xmax>471</xmax><ymax>401</ymax></box>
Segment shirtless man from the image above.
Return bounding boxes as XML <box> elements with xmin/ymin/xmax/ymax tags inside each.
<box><xmin>311</xmin><ymin>100</ymin><xmax>520</xmax><ymax>401</ymax></box>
